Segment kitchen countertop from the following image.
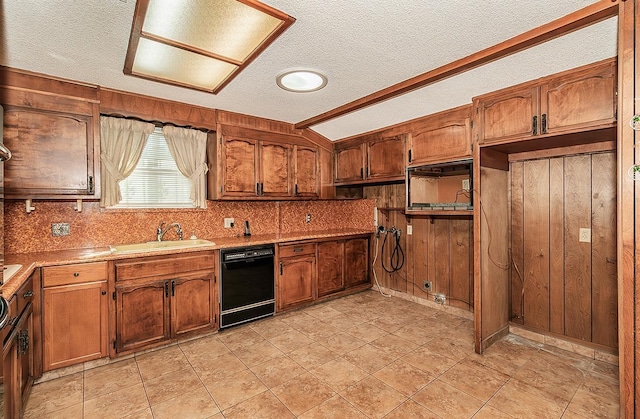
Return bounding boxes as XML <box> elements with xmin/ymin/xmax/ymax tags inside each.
<box><xmin>1</xmin><ymin>229</ymin><xmax>374</xmax><ymax>297</ymax></box>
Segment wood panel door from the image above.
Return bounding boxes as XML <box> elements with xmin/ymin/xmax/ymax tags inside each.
<box><xmin>3</xmin><ymin>107</ymin><xmax>95</xmax><ymax>198</ymax></box>
<box><xmin>474</xmin><ymin>86</ymin><xmax>539</xmax><ymax>144</ymax></box>
<box><xmin>171</xmin><ymin>273</ymin><xmax>216</xmax><ymax>338</ymax></box>
<box><xmin>115</xmin><ymin>281</ymin><xmax>170</xmax><ymax>353</ymax></box>
<box><xmin>259</xmin><ymin>141</ymin><xmax>291</xmax><ymax>197</ymax></box>
<box><xmin>541</xmin><ymin>60</ymin><xmax>617</xmax><ymax>135</ymax></box>
<box><xmin>293</xmin><ymin>145</ymin><xmax>319</xmax><ymax>197</ymax></box>
<box><xmin>278</xmin><ymin>256</ymin><xmax>316</xmax><ymax>311</ymax></box>
<box><xmin>366</xmin><ymin>136</ymin><xmax>405</xmax><ymax>180</ymax></box>
<box><xmin>334</xmin><ymin>144</ymin><xmax>365</xmax><ymax>184</ymax></box>
<box><xmin>317</xmin><ymin>241</ymin><xmax>344</xmax><ymax>297</ymax></box>
<box><xmin>43</xmin><ymin>282</ymin><xmax>108</xmax><ymax>372</ymax></box>
<box><xmin>344</xmin><ymin>238</ymin><xmax>369</xmax><ymax>288</ymax></box>
<box><xmin>409</xmin><ymin>107</ymin><xmax>471</xmax><ymax>166</ymax></box>
<box><xmin>221</xmin><ymin>137</ymin><xmax>259</xmax><ymax>197</ymax></box>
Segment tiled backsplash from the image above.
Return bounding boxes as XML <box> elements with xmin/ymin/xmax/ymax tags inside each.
<box><xmin>4</xmin><ymin>199</ymin><xmax>375</xmax><ymax>254</ymax></box>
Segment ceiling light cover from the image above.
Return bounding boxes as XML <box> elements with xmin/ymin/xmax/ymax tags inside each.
<box><xmin>124</xmin><ymin>0</ymin><xmax>295</xmax><ymax>94</ymax></box>
<box><xmin>277</xmin><ymin>70</ymin><xmax>328</xmax><ymax>92</ymax></box>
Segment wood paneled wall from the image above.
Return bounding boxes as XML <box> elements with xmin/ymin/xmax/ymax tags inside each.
<box><xmin>510</xmin><ymin>151</ymin><xmax>617</xmax><ymax>350</ymax></box>
<box><xmin>364</xmin><ymin>184</ymin><xmax>473</xmax><ymax>311</ymax></box>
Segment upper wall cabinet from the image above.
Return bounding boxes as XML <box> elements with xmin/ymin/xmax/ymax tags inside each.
<box><xmin>208</xmin><ymin>125</ymin><xmax>319</xmax><ymax>199</ymax></box>
<box><xmin>0</xmin><ymin>68</ymin><xmax>100</xmax><ymax>199</ymax></box>
<box><xmin>473</xmin><ymin>58</ymin><xmax>617</xmax><ymax>145</ymax></box>
<box><xmin>407</xmin><ymin>105</ymin><xmax>472</xmax><ymax>167</ymax></box>
<box><xmin>334</xmin><ymin>134</ymin><xmax>405</xmax><ymax>185</ymax></box>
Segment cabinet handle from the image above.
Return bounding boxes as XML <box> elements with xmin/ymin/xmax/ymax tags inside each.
<box><xmin>532</xmin><ymin>115</ymin><xmax>538</xmax><ymax>135</ymax></box>
<box><xmin>279</xmin><ymin>262</ymin><xmax>283</xmax><ymax>275</ymax></box>
<box><xmin>293</xmin><ymin>247</ymin><xmax>304</xmax><ymax>253</ymax></box>
<box><xmin>23</xmin><ymin>290</ymin><xmax>34</xmax><ymax>298</ymax></box>
<box><xmin>360</xmin><ymin>168</ymin><xmax>364</xmax><ymax>179</ymax></box>
<box><xmin>18</xmin><ymin>330</ymin><xmax>29</xmax><ymax>355</ymax></box>
<box><xmin>88</xmin><ymin>176</ymin><xmax>94</xmax><ymax>194</ymax></box>
<box><xmin>408</xmin><ymin>150</ymin><xmax>412</xmax><ymax>163</ymax></box>
<box><xmin>366</xmin><ymin>166</ymin><xmax>369</xmax><ymax>177</ymax></box>
<box><xmin>541</xmin><ymin>113</ymin><xmax>547</xmax><ymax>134</ymax></box>
<box><xmin>73</xmin><ymin>272</ymin><xmax>80</xmax><ymax>277</ymax></box>
<box><xmin>294</xmin><ymin>184</ymin><xmax>298</xmax><ymax>196</ymax></box>
<box><xmin>260</xmin><ymin>183</ymin><xmax>264</xmax><ymax>196</ymax></box>
<box><xmin>101</xmin><ymin>291</ymin><xmax>107</xmax><ymax>296</ymax></box>
<box><xmin>256</xmin><ymin>183</ymin><xmax>260</xmax><ymax>195</ymax></box>
<box><xmin>164</xmin><ymin>281</ymin><xmax>169</xmax><ymax>298</ymax></box>
<box><xmin>171</xmin><ymin>280</ymin><xmax>176</xmax><ymax>297</ymax></box>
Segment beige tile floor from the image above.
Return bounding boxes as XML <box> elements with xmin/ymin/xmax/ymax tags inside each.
<box><xmin>23</xmin><ymin>290</ymin><xmax>619</xmax><ymax>418</ymax></box>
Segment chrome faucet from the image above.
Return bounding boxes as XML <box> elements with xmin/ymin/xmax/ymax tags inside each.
<box><xmin>156</xmin><ymin>222</ymin><xmax>183</xmax><ymax>241</ymax></box>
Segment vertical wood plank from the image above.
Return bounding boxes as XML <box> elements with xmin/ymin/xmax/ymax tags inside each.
<box><xmin>564</xmin><ymin>154</ymin><xmax>592</xmax><ymax>342</ymax></box>
<box><xmin>591</xmin><ymin>152</ymin><xmax>617</xmax><ymax>348</ymax></box>
<box><xmin>434</xmin><ymin>218</ymin><xmax>451</xmax><ymax>296</ymax></box>
<box><xmin>450</xmin><ymin>218</ymin><xmax>472</xmax><ymax>310</ymax></box>
<box><xmin>510</xmin><ymin>161</ymin><xmax>525</xmax><ymax>323</ymax></box>
<box><xmin>549</xmin><ymin>157</ymin><xmax>565</xmax><ymax>335</ymax></box>
<box><xmin>411</xmin><ymin>217</ymin><xmax>429</xmax><ymax>298</ymax></box>
<box><xmin>523</xmin><ymin>159</ymin><xmax>550</xmax><ymax>331</ymax></box>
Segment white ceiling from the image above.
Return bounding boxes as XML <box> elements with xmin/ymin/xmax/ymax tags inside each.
<box><xmin>1</xmin><ymin>0</ymin><xmax>618</xmax><ymax>141</ymax></box>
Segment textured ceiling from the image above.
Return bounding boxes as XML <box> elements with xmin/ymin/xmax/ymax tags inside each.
<box><xmin>1</xmin><ymin>0</ymin><xmax>618</xmax><ymax>140</ymax></box>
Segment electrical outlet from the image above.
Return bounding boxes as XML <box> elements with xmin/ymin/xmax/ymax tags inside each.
<box><xmin>224</xmin><ymin>218</ymin><xmax>234</xmax><ymax>228</ymax></box>
<box><xmin>423</xmin><ymin>281</ymin><xmax>432</xmax><ymax>291</ymax></box>
<box><xmin>462</xmin><ymin>179</ymin><xmax>470</xmax><ymax>191</ymax></box>
<box><xmin>305</xmin><ymin>214</ymin><xmax>311</xmax><ymax>223</ymax></box>
<box><xmin>579</xmin><ymin>228</ymin><xmax>591</xmax><ymax>243</ymax></box>
<box><xmin>52</xmin><ymin>223</ymin><xmax>70</xmax><ymax>237</ymax></box>
<box><xmin>406</xmin><ymin>225</ymin><xmax>413</xmax><ymax>235</ymax></box>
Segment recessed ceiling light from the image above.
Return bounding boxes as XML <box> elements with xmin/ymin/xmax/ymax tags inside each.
<box><xmin>277</xmin><ymin>70</ymin><xmax>327</xmax><ymax>92</ymax></box>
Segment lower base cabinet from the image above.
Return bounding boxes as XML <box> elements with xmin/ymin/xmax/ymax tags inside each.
<box><xmin>277</xmin><ymin>243</ymin><xmax>317</xmax><ymax>311</ymax></box>
<box><xmin>344</xmin><ymin>237</ymin><xmax>369</xmax><ymax>287</ymax></box>
<box><xmin>113</xmin><ymin>252</ymin><xmax>217</xmax><ymax>355</ymax></box>
<box><xmin>317</xmin><ymin>241</ymin><xmax>345</xmax><ymax>297</ymax></box>
<box><xmin>42</xmin><ymin>262</ymin><xmax>109</xmax><ymax>372</ymax></box>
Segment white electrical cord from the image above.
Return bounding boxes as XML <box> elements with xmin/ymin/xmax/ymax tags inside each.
<box><xmin>372</xmin><ymin>235</ymin><xmax>393</xmax><ymax>298</ymax></box>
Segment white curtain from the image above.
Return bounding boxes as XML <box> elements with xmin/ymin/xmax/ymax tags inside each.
<box><xmin>162</xmin><ymin>125</ymin><xmax>209</xmax><ymax>209</ymax></box>
<box><xmin>99</xmin><ymin>116</ymin><xmax>155</xmax><ymax>207</ymax></box>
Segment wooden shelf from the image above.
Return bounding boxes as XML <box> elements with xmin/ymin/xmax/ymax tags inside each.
<box><xmin>405</xmin><ymin>209</ymin><xmax>473</xmax><ymax>216</ymax></box>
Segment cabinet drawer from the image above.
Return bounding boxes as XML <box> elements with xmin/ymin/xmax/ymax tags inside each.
<box><xmin>16</xmin><ymin>274</ymin><xmax>34</xmax><ymax>315</ymax></box>
<box><xmin>279</xmin><ymin>243</ymin><xmax>316</xmax><ymax>258</ymax></box>
<box><xmin>115</xmin><ymin>253</ymin><xmax>215</xmax><ymax>282</ymax></box>
<box><xmin>43</xmin><ymin>262</ymin><xmax>108</xmax><ymax>287</ymax></box>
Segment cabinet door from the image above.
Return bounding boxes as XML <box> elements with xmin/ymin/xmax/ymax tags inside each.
<box><xmin>19</xmin><ymin>307</ymin><xmax>34</xmax><ymax>403</ymax></box>
<box><xmin>367</xmin><ymin>136</ymin><xmax>405</xmax><ymax>180</ymax></box>
<box><xmin>171</xmin><ymin>273</ymin><xmax>215</xmax><ymax>338</ymax></box>
<box><xmin>541</xmin><ymin>60</ymin><xmax>617</xmax><ymax>135</ymax></box>
<box><xmin>344</xmin><ymin>238</ymin><xmax>369</xmax><ymax>288</ymax></box>
<box><xmin>317</xmin><ymin>241</ymin><xmax>344</xmax><ymax>297</ymax></box>
<box><xmin>3</xmin><ymin>107</ymin><xmax>95</xmax><ymax>197</ymax></box>
<box><xmin>116</xmin><ymin>281</ymin><xmax>170</xmax><ymax>353</ymax></box>
<box><xmin>259</xmin><ymin>141</ymin><xmax>292</xmax><ymax>197</ymax></box>
<box><xmin>293</xmin><ymin>146</ymin><xmax>319</xmax><ymax>197</ymax></box>
<box><xmin>474</xmin><ymin>86</ymin><xmax>540</xmax><ymax>144</ymax></box>
<box><xmin>409</xmin><ymin>107</ymin><xmax>471</xmax><ymax>165</ymax></box>
<box><xmin>278</xmin><ymin>256</ymin><xmax>316</xmax><ymax>311</ymax></box>
<box><xmin>3</xmin><ymin>327</ymin><xmax>20</xmax><ymax>419</ymax></box>
<box><xmin>334</xmin><ymin>144</ymin><xmax>365</xmax><ymax>184</ymax></box>
<box><xmin>43</xmin><ymin>282</ymin><xmax>108</xmax><ymax>371</ymax></box>
<box><xmin>221</xmin><ymin>137</ymin><xmax>259</xmax><ymax>197</ymax></box>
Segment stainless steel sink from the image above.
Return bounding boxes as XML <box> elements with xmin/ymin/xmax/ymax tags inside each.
<box><xmin>109</xmin><ymin>239</ymin><xmax>215</xmax><ymax>255</ymax></box>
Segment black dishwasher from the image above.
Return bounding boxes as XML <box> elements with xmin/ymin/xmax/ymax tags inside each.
<box><xmin>220</xmin><ymin>244</ymin><xmax>275</xmax><ymax>328</ymax></box>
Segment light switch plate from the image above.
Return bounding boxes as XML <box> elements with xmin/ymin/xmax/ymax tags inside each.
<box><xmin>462</xmin><ymin>179</ymin><xmax>470</xmax><ymax>191</ymax></box>
<box><xmin>579</xmin><ymin>228</ymin><xmax>591</xmax><ymax>243</ymax></box>
<box><xmin>406</xmin><ymin>225</ymin><xmax>412</xmax><ymax>235</ymax></box>
<box><xmin>224</xmin><ymin>218</ymin><xmax>234</xmax><ymax>228</ymax></box>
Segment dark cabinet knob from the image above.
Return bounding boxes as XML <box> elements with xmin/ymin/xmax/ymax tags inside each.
<box><xmin>73</xmin><ymin>272</ymin><xmax>80</xmax><ymax>277</ymax></box>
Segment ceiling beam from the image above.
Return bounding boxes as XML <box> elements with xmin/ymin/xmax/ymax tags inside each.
<box><xmin>295</xmin><ymin>0</ymin><xmax>620</xmax><ymax>130</ymax></box>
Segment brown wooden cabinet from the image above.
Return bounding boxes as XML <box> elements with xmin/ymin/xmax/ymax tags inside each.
<box><xmin>344</xmin><ymin>238</ymin><xmax>369</xmax><ymax>288</ymax></box>
<box><xmin>0</xmin><ymin>68</ymin><xmax>100</xmax><ymax>199</ymax></box>
<box><xmin>407</xmin><ymin>105</ymin><xmax>472</xmax><ymax>166</ymax></box>
<box><xmin>3</xmin><ymin>270</ymin><xmax>39</xmax><ymax>418</ymax></box>
<box><xmin>113</xmin><ymin>252</ymin><xmax>216</xmax><ymax>354</ymax></box>
<box><xmin>277</xmin><ymin>243</ymin><xmax>316</xmax><ymax>311</ymax></box>
<box><xmin>317</xmin><ymin>241</ymin><xmax>345</xmax><ymax>297</ymax></box>
<box><xmin>473</xmin><ymin>59</ymin><xmax>616</xmax><ymax>145</ymax></box>
<box><xmin>42</xmin><ymin>262</ymin><xmax>108</xmax><ymax>372</ymax></box>
<box><xmin>334</xmin><ymin>135</ymin><xmax>405</xmax><ymax>185</ymax></box>
<box><xmin>210</xmin><ymin>125</ymin><xmax>321</xmax><ymax>199</ymax></box>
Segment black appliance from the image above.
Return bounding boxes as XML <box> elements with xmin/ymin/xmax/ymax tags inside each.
<box><xmin>220</xmin><ymin>244</ymin><xmax>275</xmax><ymax>328</ymax></box>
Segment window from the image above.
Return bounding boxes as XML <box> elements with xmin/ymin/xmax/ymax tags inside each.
<box><xmin>115</xmin><ymin>127</ymin><xmax>195</xmax><ymax>208</ymax></box>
